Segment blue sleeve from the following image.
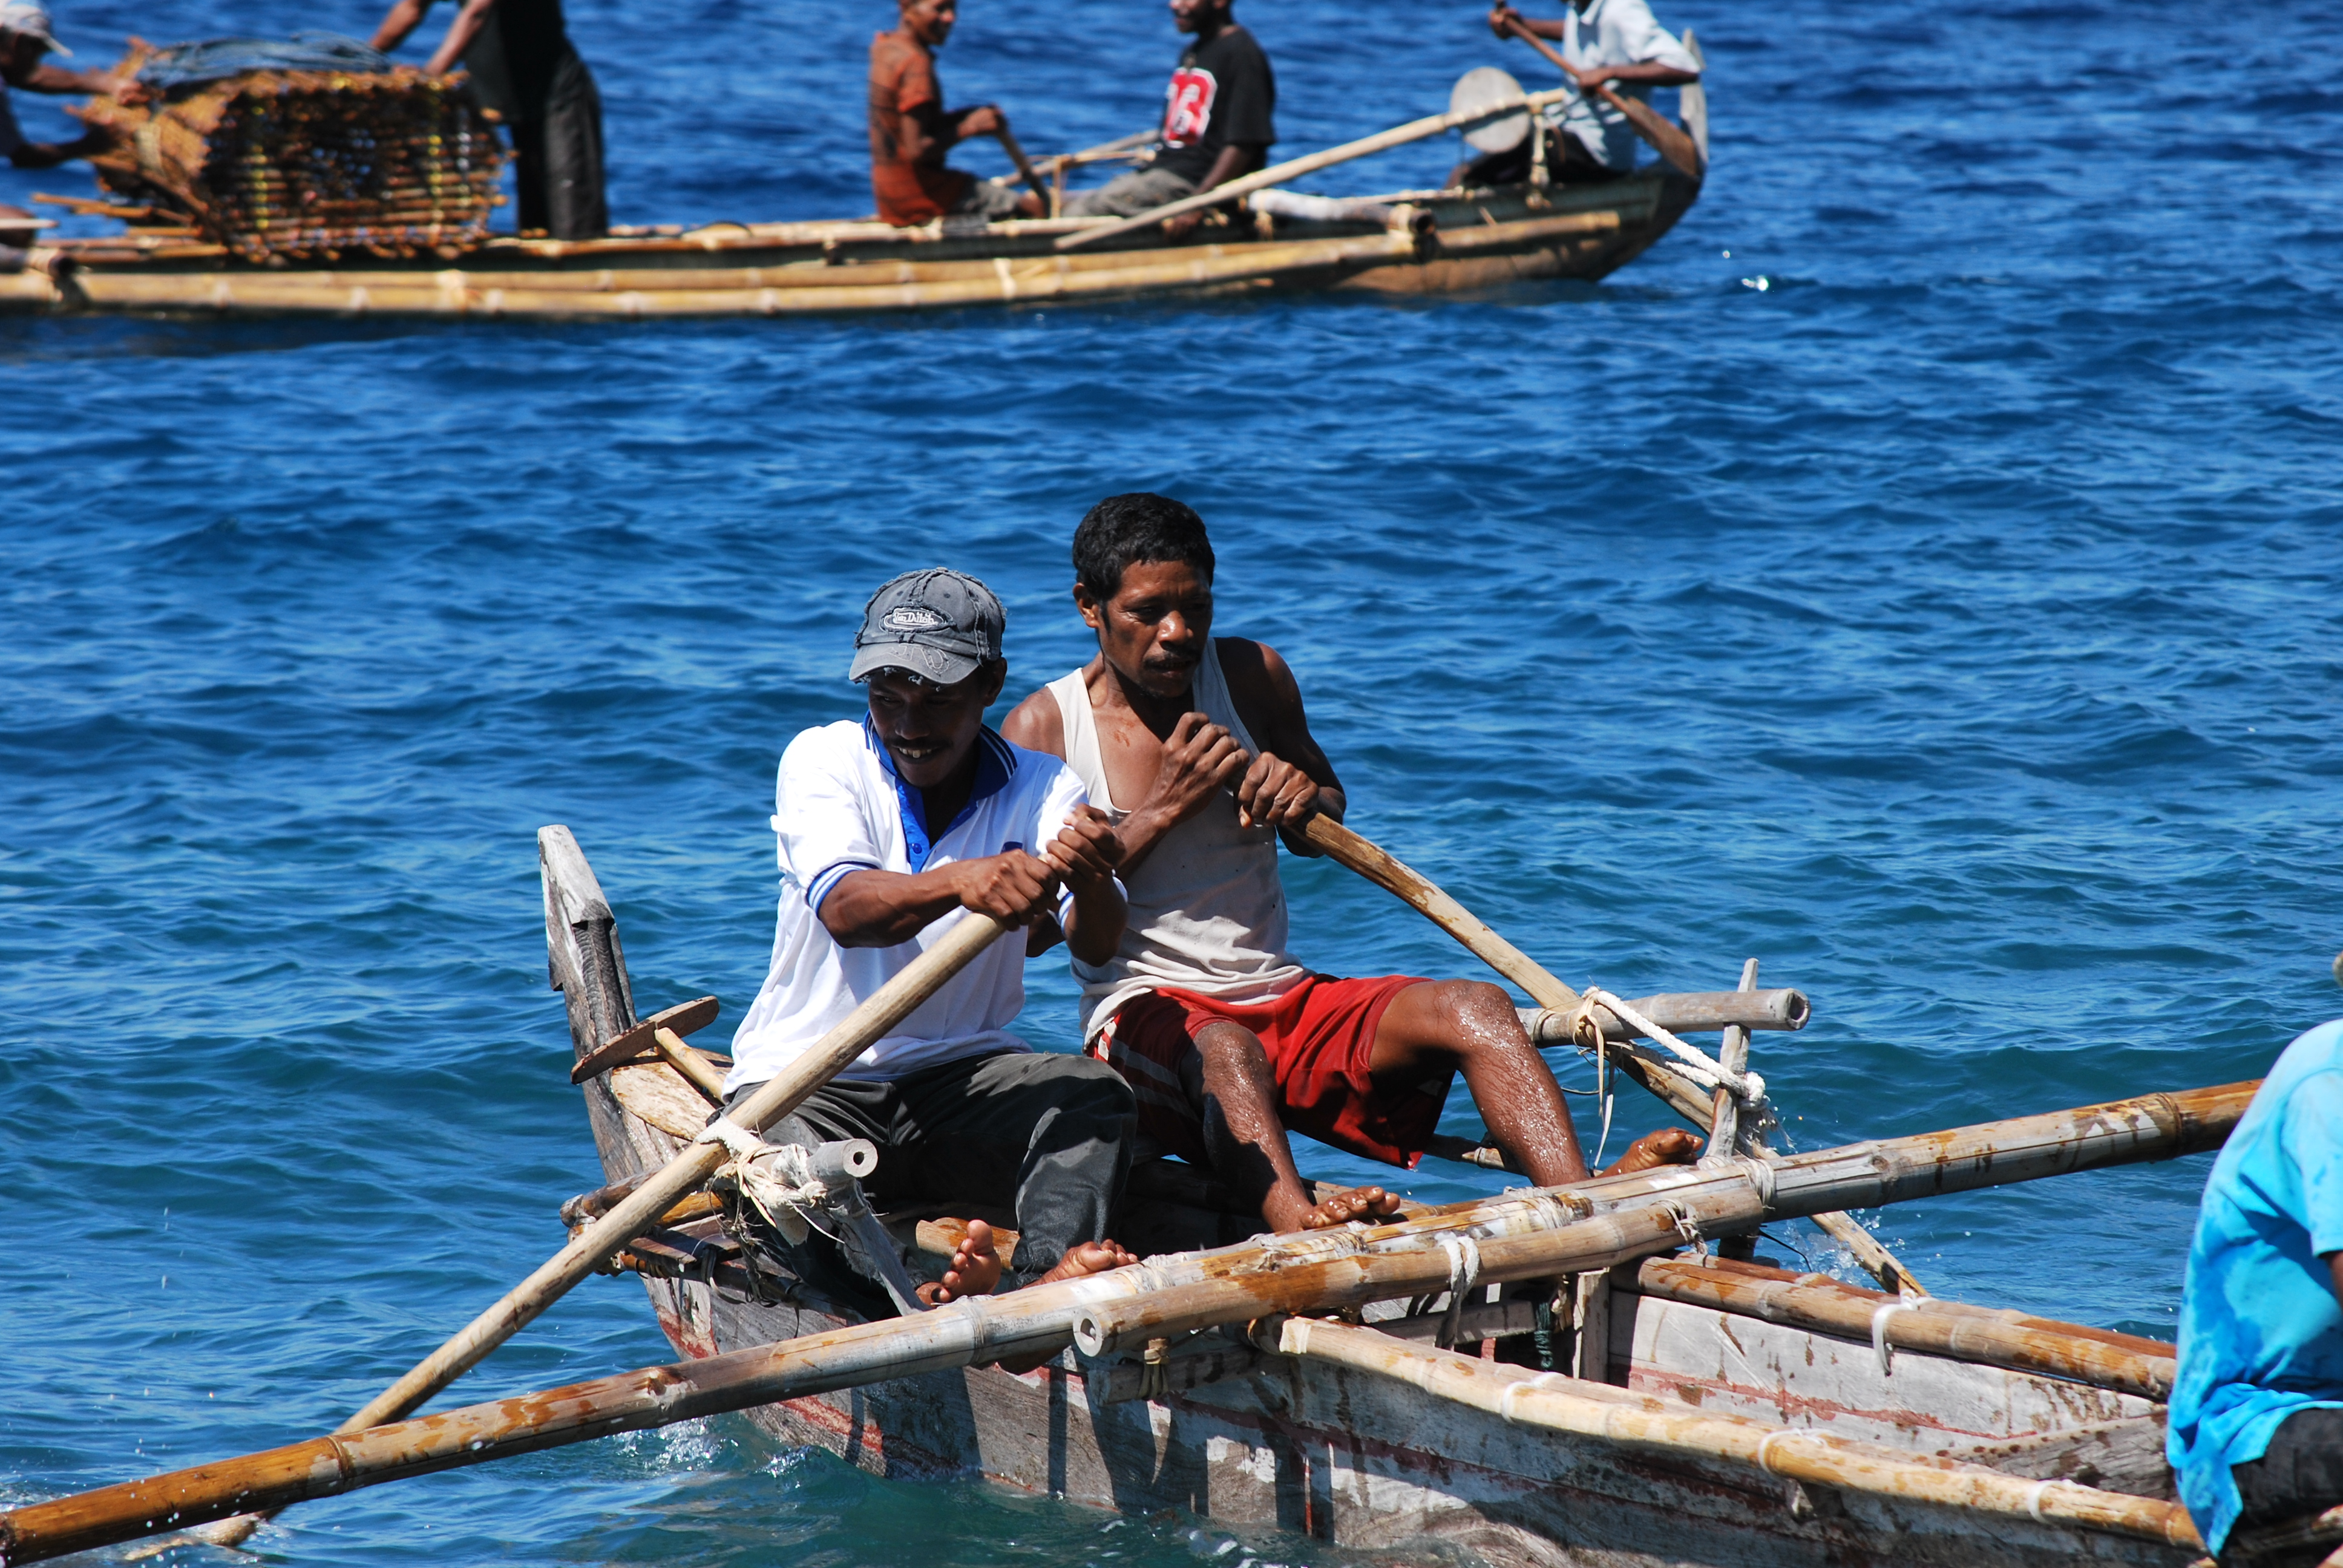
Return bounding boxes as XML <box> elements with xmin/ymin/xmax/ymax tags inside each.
<box><xmin>2281</xmin><ymin>1070</ymin><xmax>2343</xmax><ymax>1257</ymax></box>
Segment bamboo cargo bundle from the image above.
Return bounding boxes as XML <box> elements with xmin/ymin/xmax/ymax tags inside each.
<box><xmin>0</xmin><ymin>1081</ymin><xmax>2249</xmax><ymax>1565</ymax></box>
<box><xmin>1264</xmin><ymin>1317</ymin><xmax>2200</xmax><ymax>1547</ymax></box>
<box><xmin>81</xmin><ymin>61</ymin><xmax>501</xmax><ymax>260</ymax></box>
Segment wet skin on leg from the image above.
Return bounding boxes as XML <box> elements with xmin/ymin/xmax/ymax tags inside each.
<box><xmin>1365</xmin><ymin>979</ymin><xmax>1702</xmax><ymax>1184</ymax></box>
<box><xmin>1186</xmin><ymin>1019</ymin><xmax>1406</xmax><ymax>1233</ymax></box>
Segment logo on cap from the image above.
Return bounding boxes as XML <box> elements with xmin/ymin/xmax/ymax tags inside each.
<box><xmin>883</xmin><ymin>606</ymin><xmax>949</xmax><ymax>632</ymax></box>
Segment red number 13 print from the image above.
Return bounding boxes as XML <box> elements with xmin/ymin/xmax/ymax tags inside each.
<box><xmin>1162</xmin><ymin>67</ymin><xmax>1218</xmax><ymax>145</ymax></box>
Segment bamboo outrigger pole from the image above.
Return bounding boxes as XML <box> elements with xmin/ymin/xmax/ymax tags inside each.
<box><xmin>0</xmin><ymin>1082</ymin><xmax>2249</xmax><ymax>1565</ymax></box>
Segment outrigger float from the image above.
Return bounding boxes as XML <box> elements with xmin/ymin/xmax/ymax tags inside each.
<box><xmin>0</xmin><ymin>53</ymin><xmax>1708</xmax><ymax>321</ymax></box>
<box><xmin>11</xmin><ymin>817</ymin><xmax>2325</xmax><ymax>1568</ymax></box>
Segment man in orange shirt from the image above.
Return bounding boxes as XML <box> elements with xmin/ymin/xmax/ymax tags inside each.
<box><xmin>870</xmin><ymin>0</ymin><xmax>1042</xmax><ymax>228</ymax></box>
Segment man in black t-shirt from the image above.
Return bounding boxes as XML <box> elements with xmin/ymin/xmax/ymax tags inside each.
<box><xmin>1064</xmin><ymin>0</ymin><xmax>1273</xmax><ymax>229</ymax></box>
<box><xmin>373</xmin><ymin>0</ymin><xmax>608</xmax><ymax>239</ymax></box>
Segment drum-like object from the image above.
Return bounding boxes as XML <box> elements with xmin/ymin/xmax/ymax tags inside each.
<box><xmin>1450</xmin><ymin>65</ymin><xmax>1531</xmax><ymax>154</ymax></box>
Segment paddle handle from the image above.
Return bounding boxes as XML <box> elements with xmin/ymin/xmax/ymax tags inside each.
<box><xmin>1302</xmin><ymin>815</ymin><xmax>1578</xmax><ymax>1011</ymax></box>
<box><xmin>992</xmin><ymin>126</ymin><xmax>1053</xmax><ymax>215</ymax></box>
<box><xmin>1498</xmin><ymin>17</ymin><xmax>1705</xmax><ymax>178</ymax></box>
<box><xmin>1302</xmin><ymin>813</ymin><xmax>1719</xmax><ymax>1128</ymax></box>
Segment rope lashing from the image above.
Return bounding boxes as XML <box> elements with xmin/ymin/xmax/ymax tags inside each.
<box><xmin>1571</xmin><ymin>987</ymin><xmax>1766</xmax><ymax>1106</ymax></box>
<box><xmin>692</xmin><ymin>1120</ymin><xmax>849</xmax><ymax>1246</ymax></box>
<box><xmin>1754</xmin><ymin>1428</ymin><xmax>1811</xmax><ymax>1475</ymax></box>
<box><xmin>1437</xmin><ymin>1234</ymin><xmax>1484</xmax><ymax>1350</ymax></box>
<box><xmin>1498</xmin><ymin>1370</ymin><xmax>1566</xmax><ymax>1422</ymax></box>
<box><xmin>1870</xmin><ymin>1300</ymin><xmax>1916</xmax><ymax>1376</ymax></box>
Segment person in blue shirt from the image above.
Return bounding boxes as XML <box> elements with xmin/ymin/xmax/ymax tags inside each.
<box><xmin>2171</xmin><ymin>1018</ymin><xmax>2343</xmax><ymax>1561</ymax></box>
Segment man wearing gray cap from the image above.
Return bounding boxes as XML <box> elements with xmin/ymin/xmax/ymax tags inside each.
<box><xmin>0</xmin><ymin>4</ymin><xmax>135</xmax><ymax>170</ymax></box>
<box><xmin>725</xmin><ymin>568</ymin><xmax>1140</xmax><ymax>1308</ymax></box>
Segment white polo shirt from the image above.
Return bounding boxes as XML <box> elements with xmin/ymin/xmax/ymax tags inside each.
<box><xmin>1547</xmin><ymin>0</ymin><xmax>1699</xmax><ymax>171</ymax></box>
<box><xmin>726</xmin><ymin>719</ymin><xmax>1098</xmax><ymax>1091</ymax></box>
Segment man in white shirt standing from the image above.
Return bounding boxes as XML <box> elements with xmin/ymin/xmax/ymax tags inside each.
<box><xmin>727</xmin><ymin>568</ymin><xmax>1138</xmax><ymax>1306</ymax></box>
<box><xmin>1452</xmin><ymin>0</ymin><xmax>1699</xmax><ymax>188</ymax></box>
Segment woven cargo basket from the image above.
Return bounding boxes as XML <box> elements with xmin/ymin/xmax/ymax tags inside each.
<box><xmin>86</xmin><ymin>52</ymin><xmax>503</xmax><ymax>261</ymax></box>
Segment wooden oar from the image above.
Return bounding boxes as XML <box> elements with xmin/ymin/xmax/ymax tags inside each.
<box><xmin>992</xmin><ymin>127</ymin><xmax>1055</xmax><ymax>217</ymax></box>
<box><xmin>1498</xmin><ymin>16</ymin><xmax>1704</xmax><ymax>178</ymax></box>
<box><xmin>1</xmin><ymin>1081</ymin><xmax>2250</xmax><ymax>1564</ymax></box>
<box><xmin>1300</xmin><ymin>812</ymin><xmax>1925</xmax><ymax>1291</ymax></box>
<box><xmin>1058</xmin><ymin>86</ymin><xmax>1578</xmax><ymax>251</ymax></box>
<box><xmin>182</xmin><ymin>905</ymin><xmax>1017</xmax><ymax>1552</ymax></box>
<box><xmin>1300</xmin><ymin>814</ymin><xmax>1714</xmax><ymax>1122</ymax></box>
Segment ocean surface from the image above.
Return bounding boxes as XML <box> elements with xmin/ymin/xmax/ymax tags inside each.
<box><xmin>3</xmin><ymin>0</ymin><xmax>2340</xmax><ymax>1561</ymax></box>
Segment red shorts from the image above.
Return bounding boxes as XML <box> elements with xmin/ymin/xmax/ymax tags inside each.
<box><xmin>1087</xmin><ymin>973</ymin><xmax>1443</xmax><ymax>1171</ymax></box>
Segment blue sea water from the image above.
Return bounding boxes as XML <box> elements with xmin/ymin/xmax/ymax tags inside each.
<box><xmin>3</xmin><ymin>0</ymin><xmax>2341</xmax><ymax>1561</ymax></box>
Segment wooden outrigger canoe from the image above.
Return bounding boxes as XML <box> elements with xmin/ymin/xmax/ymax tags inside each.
<box><xmin>13</xmin><ymin>822</ymin><xmax>2320</xmax><ymax>1567</ymax></box>
<box><xmin>0</xmin><ymin>170</ymin><xmax>1696</xmax><ymax>320</ymax></box>
<box><xmin>542</xmin><ymin>832</ymin><xmax>2220</xmax><ymax>1568</ymax></box>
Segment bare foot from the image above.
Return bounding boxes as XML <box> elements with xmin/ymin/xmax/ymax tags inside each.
<box><xmin>917</xmin><ymin>1217</ymin><xmax>1006</xmax><ymax>1305</ymax></box>
<box><xmin>1300</xmin><ymin>1184</ymin><xmax>1406</xmax><ymax>1229</ymax></box>
<box><xmin>1031</xmin><ymin>1237</ymin><xmax>1139</xmax><ymax>1285</ymax></box>
<box><xmin>1600</xmin><ymin>1126</ymin><xmax>1705</xmax><ymax>1177</ymax></box>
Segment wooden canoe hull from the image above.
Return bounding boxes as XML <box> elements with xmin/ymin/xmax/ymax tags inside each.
<box><xmin>0</xmin><ymin>174</ymin><xmax>1696</xmax><ymax>319</ymax></box>
<box><xmin>577</xmin><ymin>1058</ymin><xmax>2188</xmax><ymax>1567</ymax></box>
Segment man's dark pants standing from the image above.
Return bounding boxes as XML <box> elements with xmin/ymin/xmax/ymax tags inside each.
<box><xmin>511</xmin><ymin>52</ymin><xmax>607</xmax><ymax>238</ymax></box>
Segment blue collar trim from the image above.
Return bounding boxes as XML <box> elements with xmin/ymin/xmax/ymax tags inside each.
<box><xmin>865</xmin><ymin>720</ymin><xmax>1017</xmax><ymax>872</ymax></box>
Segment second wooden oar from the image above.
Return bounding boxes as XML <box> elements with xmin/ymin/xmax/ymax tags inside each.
<box><xmin>1058</xmin><ymin>87</ymin><xmax>1577</xmax><ymax>251</ymax></box>
<box><xmin>1299</xmin><ymin>812</ymin><xmax>1926</xmax><ymax>1291</ymax></box>
<box><xmin>1300</xmin><ymin>813</ymin><xmax>1713</xmax><ymax>1122</ymax></box>
<box><xmin>185</xmin><ymin>898</ymin><xmax>1017</xmax><ymax>1550</ymax></box>
<box><xmin>1498</xmin><ymin>16</ymin><xmax>1705</xmax><ymax>178</ymax></box>
<box><xmin>992</xmin><ymin>127</ymin><xmax>1055</xmax><ymax>216</ymax></box>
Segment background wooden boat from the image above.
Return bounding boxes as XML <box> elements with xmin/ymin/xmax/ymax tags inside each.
<box><xmin>547</xmin><ymin>834</ymin><xmax>2200</xmax><ymax>1567</ymax></box>
<box><xmin>0</xmin><ymin>171</ymin><xmax>1696</xmax><ymax>319</ymax></box>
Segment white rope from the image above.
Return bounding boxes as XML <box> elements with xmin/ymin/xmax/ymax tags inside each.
<box><xmin>1754</xmin><ymin>1428</ymin><xmax>1806</xmax><ymax>1474</ymax></box>
<box><xmin>693</xmin><ymin>1122</ymin><xmax>839</xmax><ymax>1246</ymax></box>
<box><xmin>1660</xmin><ymin>1200</ymin><xmax>1703</xmax><ymax>1246</ymax></box>
<box><xmin>1736</xmin><ymin>1154</ymin><xmax>1777</xmax><ymax>1206</ymax></box>
<box><xmin>1577</xmin><ymin>988</ymin><xmax>1766</xmax><ymax>1106</ymax></box>
<box><xmin>693</xmin><ymin>1117</ymin><xmax>762</xmax><ymax>1155</ymax></box>
<box><xmin>1870</xmin><ymin>1300</ymin><xmax>1914</xmax><ymax>1377</ymax></box>
<box><xmin>1592</xmin><ymin>1030</ymin><xmax>1616</xmax><ymax>1169</ymax></box>
<box><xmin>2025</xmin><ymin>1478</ymin><xmax>2063</xmax><ymax>1523</ymax></box>
<box><xmin>1435</xmin><ymin>1234</ymin><xmax>1483</xmax><ymax>1349</ymax></box>
<box><xmin>1498</xmin><ymin>1371</ymin><xmax>1564</xmax><ymax>1422</ymax></box>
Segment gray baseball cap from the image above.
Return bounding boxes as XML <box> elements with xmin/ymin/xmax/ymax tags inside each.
<box><xmin>848</xmin><ymin>567</ymin><xmax>1006</xmax><ymax>686</ymax></box>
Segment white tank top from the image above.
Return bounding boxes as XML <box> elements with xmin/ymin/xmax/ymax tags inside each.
<box><xmin>1047</xmin><ymin>639</ymin><xmax>1308</xmax><ymax>1042</ymax></box>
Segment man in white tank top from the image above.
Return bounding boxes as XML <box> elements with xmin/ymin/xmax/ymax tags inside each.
<box><xmin>1003</xmin><ymin>495</ymin><xmax>1697</xmax><ymax>1237</ymax></box>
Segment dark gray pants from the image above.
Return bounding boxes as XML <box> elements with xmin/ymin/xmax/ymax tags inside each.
<box><xmin>510</xmin><ymin>53</ymin><xmax>607</xmax><ymax>239</ymax></box>
<box><xmin>726</xmin><ymin>1049</ymin><xmax>1133</xmax><ymax>1287</ymax></box>
<box><xmin>2226</xmin><ymin>1406</ymin><xmax>2343</xmax><ymax>1562</ymax></box>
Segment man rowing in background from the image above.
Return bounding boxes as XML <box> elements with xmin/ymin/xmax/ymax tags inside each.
<box><xmin>1063</xmin><ymin>0</ymin><xmax>1271</xmax><ymax>234</ymax></box>
<box><xmin>726</xmin><ymin>568</ymin><xmax>1136</xmax><ymax>1304</ymax></box>
<box><xmin>1451</xmin><ymin>0</ymin><xmax>1699</xmax><ymax>189</ymax></box>
<box><xmin>868</xmin><ymin>0</ymin><xmax>1042</xmax><ymax>227</ymax></box>
<box><xmin>1003</xmin><ymin>494</ymin><xmax>1699</xmax><ymax>1235</ymax></box>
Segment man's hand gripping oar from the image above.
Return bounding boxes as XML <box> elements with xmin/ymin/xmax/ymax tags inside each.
<box><xmin>169</xmin><ymin>899</ymin><xmax>1027</xmax><ymax>1552</ymax></box>
<box><xmin>1491</xmin><ymin>7</ymin><xmax>1703</xmax><ymax>179</ymax></box>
